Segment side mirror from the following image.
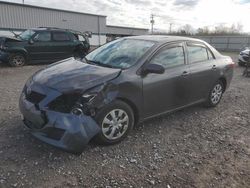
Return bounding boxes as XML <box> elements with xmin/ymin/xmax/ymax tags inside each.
<box><xmin>28</xmin><ymin>38</ymin><xmax>34</xmax><ymax>45</ymax></box>
<box><xmin>143</xmin><ymin>63</ymin><xmax>165</xmax><ymax>75</ymax></box>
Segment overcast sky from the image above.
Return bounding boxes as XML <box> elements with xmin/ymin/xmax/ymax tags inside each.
<box><xmin>3</xmin><ymin>0</ymin><xmax>250</xmax><ymax>32</ymax></box>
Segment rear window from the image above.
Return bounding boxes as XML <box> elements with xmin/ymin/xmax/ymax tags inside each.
<box><xmin>33</xmin><ymin>32</ymin><xmax>51</xmax><ymax>42</ymax></box>
<box><xmin>187</xmin><ymin>44</ymin><xmax>209</xmax><ymax>63</ymax></box>
<box><xmin>78</xmin><ymin>35</ymin><xmax>86</xmax><ymax>42</ymax></box>
<box><xmin>53</xmin><ymin>32</ymin><xmax>70</xmax><ymax>41</ymax></box>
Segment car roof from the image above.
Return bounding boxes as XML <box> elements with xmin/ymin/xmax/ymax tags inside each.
<box><xmin>124</xmin><ymin>35</ymin><xmax>204</xmax><ymax>44</ymax></box>
<box><xmin>124</xmin><ymin>35</ymin><xmax>222</xmax><ymax>58</ymax></box>
<box><xmin>30</xmin><ymin>27</ymin><xmax>83</xmax><ymax>35</ymax></box>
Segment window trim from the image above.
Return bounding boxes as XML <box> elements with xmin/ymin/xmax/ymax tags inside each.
<box><xmin>207</xmin><ymin>47</ymin><xmax>215</xmax><ymax>60</ymax></box>
<box><xmin>186</xmin><ymin>41</ymin><xmax>215</xmax><ymax>64</ymax></box>
<box><xmin>147</xmin><ymin>43</ymin><xmax>186</xmax><ymax>70</ymax></box>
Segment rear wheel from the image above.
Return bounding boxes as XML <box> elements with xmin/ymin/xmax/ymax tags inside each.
<box><xmin>205</xmin><ymin>80</ymin><xmax>224</xmax><ymax>107</ymax></box>
<box><xmin>238</xmin><ymin>61</ymin><xmax>246</xmax><ymax>67</ymax></box>
<box><xmin>94</xmin><ymin>100</ymin><xmax>134</xmax><ymax>145</ymax></box>
<box><xmin>9</xmin><ymin>53</ymin><xmax>26</xmax><ymax>67</ymax></box>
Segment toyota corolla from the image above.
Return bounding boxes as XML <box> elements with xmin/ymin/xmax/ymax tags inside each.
<box><xmin>19</xmin><ymin>36</ymin><xmax>234</xmax><ymax>153</ymax></box>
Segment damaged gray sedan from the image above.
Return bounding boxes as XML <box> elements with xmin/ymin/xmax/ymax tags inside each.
<box><xmin>19</xmin><ymin>36</ymin><xmax>234</xmax><ymax>153</ymax></box>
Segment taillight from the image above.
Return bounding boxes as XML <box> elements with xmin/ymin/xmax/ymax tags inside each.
<box><xmin>229</xmin><ymin>62</ymin><xmax>235</xmax><ymax>68</ymax></box>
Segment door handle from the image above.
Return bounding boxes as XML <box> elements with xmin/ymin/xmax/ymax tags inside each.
<box><xmin>212</xmin><ymin>65</ymin><xmax>217</xmax><ymax>70</ymax></box>
<box><xmin>182</xmin><ymin>71</ymin><xmax>189</xmax><ymax>77</ymax></box>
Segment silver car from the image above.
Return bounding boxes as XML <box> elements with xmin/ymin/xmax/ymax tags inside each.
<box><xmin>239</xmin><ymin>47</ymin><xmax>250</xmax><ymax>66</ymax></box>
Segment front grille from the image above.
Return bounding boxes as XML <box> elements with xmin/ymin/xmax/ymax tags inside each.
<box><xmin>26</xmin><ymin>91</ymin><xmax>46</xmax><ymax>104</ymax></box>
<box><xmin>48</xmin><ymin>94</ymin><xmax>80</xmax><ymax>113</ymax></box>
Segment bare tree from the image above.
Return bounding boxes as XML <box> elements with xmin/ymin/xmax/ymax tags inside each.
<box><xmin>197</xmin><ymin>26</ymin><xmax>210</xmax><ymax>35</ymax></box>
<box><xmin>178</xmin><ymin>24</ymin><xmax>194</xmax><ymax>35</ymax></box>
<box><xmin>214</xmin><ymin>23</ymin><xmax>243</xmax><ymax>35</ymax></box>
<box><xmin>236</xmin><ymin>22</ymin><xmax>243</xmax><ymax>33</ymax></box>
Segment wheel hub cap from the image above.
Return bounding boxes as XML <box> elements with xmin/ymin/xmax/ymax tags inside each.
<box><xmin>102</xmin><ymin>109</ymin><xmax>129</xmax><ymax>140</ymax></box>
<box><xmin>211</xmin><ymin>84</ymin><xmax>222</xmax><ymax>104</ymax></box>
<box><xmin>12</xmin><ymin>55</ymin><xmax>25</xmax><ymax>66</ymax></box>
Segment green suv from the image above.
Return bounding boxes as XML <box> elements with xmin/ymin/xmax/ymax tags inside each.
<box><xmin>0</xmin><ymin>27</ymin><xmax>90</xmax><ymax>67</ymax></box>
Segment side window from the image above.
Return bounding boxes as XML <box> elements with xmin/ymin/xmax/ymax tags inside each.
<box><xmin>78</xmin><ymin>35</ymin><xmax>86</xmax><ymax>42</ymax></box>
<box><xmin>53</xmin><ymin>32</ymin><xmax>70</xmax><ymax>41</ymax></box>
<box><xmin>33</xmin><ymin>32</ymin><xmax>51</xmax><ymax>42</ymax></box>
<box><xmin>187</xmin><ymin>44</ymin><xmax>209</xmax><ymax>63</ymax></box>
<box><xmin>150</xmin><ymin>46</ymin><xmax>185</xmax><ymax>69</ymax></box>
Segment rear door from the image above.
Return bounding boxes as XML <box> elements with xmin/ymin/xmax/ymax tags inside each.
<box><xmin>186</xmin><ymin>42</ymin><xmax>219</xmax><ymax>102</ymax></box>
<box><xmin>143</xmin><ymin>43</ymin><xmax>191</xmax><ymax>118</ymax></box>
<box><xmin>51</xmin><ymin>31</ymin><xmax>75</xmax><ymax>60</ymax></box>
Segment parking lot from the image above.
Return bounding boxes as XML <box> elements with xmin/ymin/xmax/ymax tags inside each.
<box><xmin>0</xmin><ymin>52</ymin><xmax>249</xmax><ymax>188</ymax></box>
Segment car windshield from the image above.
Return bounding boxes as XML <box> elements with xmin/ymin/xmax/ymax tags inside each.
<box><xmin>85</xmin><ymin>39</ymin><xmax>155</xmax><ymax>69</ymax></box>
<box><xmin>19</xmin><ymin>29</ymin><xmax>35</xmax><ymax>40</ymax></box>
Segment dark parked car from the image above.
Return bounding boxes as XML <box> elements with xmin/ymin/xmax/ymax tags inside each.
<box><xmin>0</xmin><ymin>27</ymin><xmax>90</xmax><ymax>67</ymax></box>
<box><xmin>238</xmin><ymin>47</ymin><xmax>250</xmax><ymax>66</ymax></box>
<box><xmin>19</xmin><ymin>35</ymin><xmax>234</xmax><ymax>153</ymax></box>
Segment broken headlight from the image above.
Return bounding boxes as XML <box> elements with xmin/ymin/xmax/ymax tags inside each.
<box><xmin>48</xmin><ymin>93</ymin><xmax>81</xmax><ymax>113</ymax></box>
<box><xmin>71</xmin><ymin>93</ymin><xmax>98</xmax><ymax>116</ymax></box>
<box><xmin>81</xmin><ymin>93</ymin><xmax>97</xmax><ymax>102</ymax></box>
<box><xmin>71</xmin><ymin>85</ymin><xmax>105</xmax><ymax>116</ymax></box>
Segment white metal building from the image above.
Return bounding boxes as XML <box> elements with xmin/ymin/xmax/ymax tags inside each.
<box><xmin>0</xmin><ymin>1</ymin><xmax>148</xmax><ymax>46</ymax></box>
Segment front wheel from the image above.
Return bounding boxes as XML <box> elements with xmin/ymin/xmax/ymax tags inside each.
<box><xmin>94</xmin><ymin>100</ymin><xmax>134</xmax><ymax>145</ymax></box>
<box><xmin>9</xmin><ymin>53</ymin><xmax>26</xmax><ymax>67</ymax></box>
<box><xmin>205</xmin><ymin>80</ymin><xmax>224</xmax><ymax>107</ymax></box>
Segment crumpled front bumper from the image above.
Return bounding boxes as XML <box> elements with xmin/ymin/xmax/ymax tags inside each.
<box><xmin>19</xmin><ymin>81</ymin><xmax>100</xmax><ymax>153</ymax></box>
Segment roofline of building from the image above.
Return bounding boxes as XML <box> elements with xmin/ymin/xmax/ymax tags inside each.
<box><xmin>0</xmin><ymin>0</ymin><xmax>107</xmax><ymax>17</ymax></box>
<box><xmin>107</xmin><ymin>25</ymin><xmax>149</xmax><ymax>31</ymax></box>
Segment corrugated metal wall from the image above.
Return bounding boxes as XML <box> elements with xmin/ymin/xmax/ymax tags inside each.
<box><xmin>107</xmin><ymin>25</ymin><xmax>148</xmax><ymax>36</ymax></box>
<box><xmin>0</xmin><ymin>2</ymin><xmax>149</xmax><ymax>36</ymax></box>
<box><xmin>195</xmin><ymin>36</ymin><xmax>250</xmax><ymax>51</ymax></box>
<box><xmin>0</xmin><ymin>3</ymin><xmax>107</xmax><ymax>34</ymax></box>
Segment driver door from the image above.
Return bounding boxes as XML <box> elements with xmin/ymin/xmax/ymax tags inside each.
<box><xmin>27</xmin><ymin>31</ymin><xmax>54</xmax><ymax>62</ymax></box>
<box><xmin>143</xmin><ymin>43</ymin><xmax>191</xmax><ymax>118</ymax></box>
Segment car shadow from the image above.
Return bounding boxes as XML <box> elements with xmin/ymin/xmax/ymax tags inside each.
<box><xmin>0</xmin><ymin>101</ymin><xmax>214</xmax><ymax>161</ymax></box>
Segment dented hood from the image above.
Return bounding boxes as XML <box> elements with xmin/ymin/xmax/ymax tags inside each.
<box><xmin>33</xmin><ymin>58</ymin><xmax>121</xmax><ymax>93</ymax></box>
<box><xmin>0</xmin><ymin>36</ymin><xmax>22</xmax><ymax>42</ymax></box>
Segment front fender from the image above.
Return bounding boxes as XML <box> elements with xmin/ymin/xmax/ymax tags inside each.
<box><xmin>7</xmin><ymin>47</ymin><xmax>28</xmax><ymax>56</ymax></box>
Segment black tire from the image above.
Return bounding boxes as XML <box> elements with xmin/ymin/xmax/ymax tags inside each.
<box><xmin>238</xmin><ymin>61</ymin><xmax>246</xmax><ymax>67</ymax></box>
<box><xmin>9</xmin><ymin>53</ymin><xmax>26</xmax><ymax>67</ymax></box>
<box><xmin>94</xmin><ymin>100</ymin><xmax>134</xmax><ymax>145</ymax></box>
<box><xmin>205</xmin><ymin>80</ymin><xmax>224</xmax><ymax>107</ymax></box>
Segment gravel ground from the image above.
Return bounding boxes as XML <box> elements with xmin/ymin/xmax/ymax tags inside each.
<box><xmin>0</xmin><ymin>53</ymin><xmax>249</xmax><ymax>188</ymax></box>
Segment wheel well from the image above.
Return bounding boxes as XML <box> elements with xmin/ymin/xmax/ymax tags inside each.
<box><xmin>219</xmin><ymin>77</ymin><xmax>227</xmax><ymax>92</ymax></box>
<box><xmin>74</xmin><ymin>44</ymin><xmax>85</xmax><ymax>51</ymax></box>
<box><xmin>74</xmin><ymin>45</ymin><xmax>81</xmax><ymax>50</ymax></box>
<box><xmin>11</xmin><ymin>51</ymin><xmax>27</xmax><ymax>59</ymax></box>
<box><xmin>116</xmin><ymin>98</ymin><xmax>140</xmax><ymax>125</ymax></box>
